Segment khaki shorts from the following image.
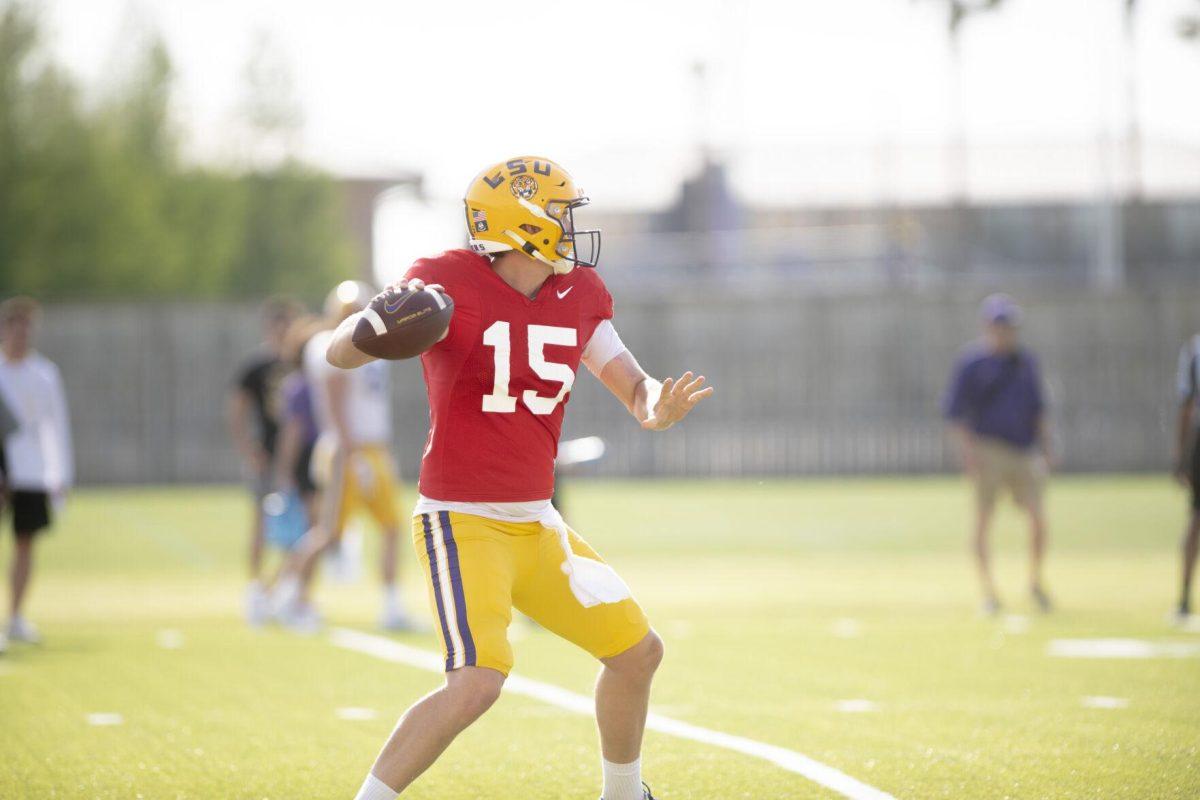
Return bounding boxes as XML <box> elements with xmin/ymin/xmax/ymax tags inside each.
<box><xmin>974</xmin><ymin>438</ymin><xmax>1046</xmax><ymax>510</ymax></box>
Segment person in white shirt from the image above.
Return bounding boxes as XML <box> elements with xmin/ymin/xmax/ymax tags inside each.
<box><xmin>0</xmin><ymin>297</ymin><xmax>73</xmax><ymax>645</ymax></box>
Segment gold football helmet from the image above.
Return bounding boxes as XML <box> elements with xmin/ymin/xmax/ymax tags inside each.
<box><xmin>463</xmin><ymin>156</ymin><xmax>600</xmax><ymax>274</ymax></box>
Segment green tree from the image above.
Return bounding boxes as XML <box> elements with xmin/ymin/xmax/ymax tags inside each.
<box><xmin>0</xmin><ymin>1</ymin><xmax>354</xmax><ymax>302</ymax></box>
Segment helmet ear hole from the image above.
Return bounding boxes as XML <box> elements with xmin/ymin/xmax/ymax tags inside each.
<box><xmin>518</xmin><ymin>223</ymin><xmax>542</xmax><ymax>235</ymax></box>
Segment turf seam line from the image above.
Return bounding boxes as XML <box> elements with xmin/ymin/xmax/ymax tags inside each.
<box><xmin>329</xmin><ymin>627</ymin><xmax>896</xmax><ymax>800</ymax></box>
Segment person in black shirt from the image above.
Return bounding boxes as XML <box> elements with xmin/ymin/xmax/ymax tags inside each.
<box><xmin>228</xmin><ymin>296</ymin><xmax>301</xmax><ymax>626</ymax></box>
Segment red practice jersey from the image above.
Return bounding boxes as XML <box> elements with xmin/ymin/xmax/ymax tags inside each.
<box><xmin>404</xmin><ymin>249</ymin><xmax>614</xmax><ymax>502</ymax></box>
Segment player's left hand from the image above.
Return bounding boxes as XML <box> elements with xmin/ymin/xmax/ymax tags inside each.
<box><xmin>642</xmin><ymin>371</ymin><xmax>713</xmax><ymax>431</ymax></box>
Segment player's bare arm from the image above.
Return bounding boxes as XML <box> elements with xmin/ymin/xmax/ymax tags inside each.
<box><xmin>951</xmin><ymin>422</ymin><xmax>979</xmax><ymax>475</ymax></box>
<box><xmin>271</xmin><ymin>415</ymin><xmax>303</xmax><ymax>490</ymax></box>
<box><xmin>1036</xmin><ymin>413</ymin><xmax>1057</xmax><ymax>470</ymax></box>
<box><xmin>226</xmin><ymin>388</ymin><xmax>267</xmax><ymax>471</ymax></box>
<box><xmin>599</xmin><ymin>349</ymin><xmax>714</xmax><ymax>431</ymax></box>
<box><xmin>324</xmin><ymin>369</ymin><xmax>358</xmax><ymax>451</ymax></box>
<box><xmin>1176</xmin><ymin>400</ymin><xmax>1194</xmax><ymax>486</ymax></box>
<box><xmin>326</xmin><ymin>311</ymin><xmax>378</xmax><ymax>370</ymax></box>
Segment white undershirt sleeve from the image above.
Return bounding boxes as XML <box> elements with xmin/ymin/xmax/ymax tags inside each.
<box><xmin>581</xmin><ymin>319</ymin><xmax>627</xmax><ymax>378</ymax></box>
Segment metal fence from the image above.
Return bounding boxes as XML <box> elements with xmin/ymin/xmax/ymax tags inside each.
<box><xmin>35</xmin><ymin>285</ymin><xmax>1200</xmax><ymax>485</ymax></box>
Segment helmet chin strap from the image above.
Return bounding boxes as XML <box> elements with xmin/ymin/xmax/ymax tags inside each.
<box><xmin>502</xmin><ymin>230</ymin><xmax>574</xmax><ymax>274</ymax></box>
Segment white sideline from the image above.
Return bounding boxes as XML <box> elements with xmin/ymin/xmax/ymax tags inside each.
<box><xmin>1047</xmin><ymin>638</ymin><xmax>1200</xmax><ymax>659</ymax></box>
<box><xmin>329</xmin><ymin>627</ymin><xmax>896</xmax><ymax>800</ymax></box>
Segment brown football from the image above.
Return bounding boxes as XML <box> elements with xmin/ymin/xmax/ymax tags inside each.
<box><xmin>352</xmin><ymin>285</ymin><xmax>454</xmax><ymax>360</ymax></box>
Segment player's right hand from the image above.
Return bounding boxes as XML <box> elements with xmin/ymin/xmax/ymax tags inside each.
<box><xmin>376</xmin><ymin>279</ymin><xmax>452</xmax><ymax>345</ymax></box>
<box><xmin>386</xmin><ymin>278</ymin><xmax>445</xmax><ymax>295</ymax></box>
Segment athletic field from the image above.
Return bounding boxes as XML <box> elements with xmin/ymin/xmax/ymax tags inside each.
<box><xmin>1</xmin><ymin>477</ymin><xmax>1197</xmax><ymax>799</ymax></box>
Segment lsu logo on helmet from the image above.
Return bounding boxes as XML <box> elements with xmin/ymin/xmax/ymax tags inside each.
<box><xmin>510</xmin><ymin>174</ymin><xmax>538</xmax><ymax>200</ymax></box>
<box><xmin>463</xmin><ymin>156</ymin><xmax>601</xmax><ymax>275</ymax></box>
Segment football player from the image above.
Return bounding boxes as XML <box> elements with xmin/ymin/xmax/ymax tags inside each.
<box><xmin>330</xmin><ymin>157</ymin><xmax>713</xmax><ymax>800</ymax></box>
<box><xmin>270</xmin><ymin>282</ymin><xmax>413</xmax><ymax>633</ymax></box>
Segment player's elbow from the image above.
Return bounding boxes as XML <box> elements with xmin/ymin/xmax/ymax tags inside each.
<box><xmin>326</xmin><ymin>336</ymin><xmax>356</xmax><ymax>370</ymax></box>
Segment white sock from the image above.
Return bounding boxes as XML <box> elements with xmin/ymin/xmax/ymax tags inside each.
<box><xmin>383</xmin><ymin>584</ymin><xmax>399</xmax><ymax>607</ymax></box>
<box><xmin>601</xmin><ymin>757</ymin><xmax>642</xmax><ymax>800</ymax></box>
<box><xmin>353</xmin><ymin>772</ymin><xmax>398</xmax><ymax>800</ymax></box>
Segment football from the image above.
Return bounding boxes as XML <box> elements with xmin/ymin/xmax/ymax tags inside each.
<box><xmin>352</xmin><ymin>284</ymin><xmax>454</xmax><ymax>360</ymax></box>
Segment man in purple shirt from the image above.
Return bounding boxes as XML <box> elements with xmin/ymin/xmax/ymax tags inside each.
<box><xmin>943</xmin><ymin>294</ymin><xmax>1054</xmax><ymax>615</ymax></box>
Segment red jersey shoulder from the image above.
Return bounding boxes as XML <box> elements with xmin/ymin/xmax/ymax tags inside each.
<box><xmin>562</xmin><ymin>267</ymin><xmax>614</xmax><ymax>321</ymax></box>
<box><xmin>404</xmin><ymin>249</ymin><xmax>488</xmax><ymax>291</ymax></box>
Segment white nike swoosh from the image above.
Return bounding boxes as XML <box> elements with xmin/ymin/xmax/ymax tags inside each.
<box><xmin>557</xmin><ymin>287</ymin><xmax>573</xmax><ymax>299</ymax></box>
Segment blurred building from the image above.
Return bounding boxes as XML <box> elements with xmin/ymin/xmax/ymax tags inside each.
<box><xmin>583</xmin><ymin>159</ymin><xmax>1200</xmax><ymax>294</ymax></box>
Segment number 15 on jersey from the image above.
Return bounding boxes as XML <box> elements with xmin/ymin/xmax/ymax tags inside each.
<box><xmin>481</xmin><ymin>321</ymin><xmax>576</xmax><ymax>416</ymax></box>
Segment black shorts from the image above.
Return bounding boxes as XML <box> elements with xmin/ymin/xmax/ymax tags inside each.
<box><xmin>5</xmin><ymin>491</ymin><xmax>51</xmax><ymax>537</ymax></box>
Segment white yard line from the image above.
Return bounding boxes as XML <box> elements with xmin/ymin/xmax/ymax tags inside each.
<box><xmin>1081</xmin><ymin>696</ymin><xmax>1129</xmax><ymax>709</ymax></box>
<box><xmin>86</xmin><ymin>712</ymin><xmax>124</xmax><ymax>726</ymax></box>
<box><xmin>156</xmin><ymin>629</ymin><xmax>185</xmax><ymax>650</ymax></box>
<box><xmin>330</xmin><ymin>627</ymin><xmax>897</xmax><ymax>800</ymax></box>
<box><xmin>1047</xmin><ymin>638</ymin><xmax>1200</xmax><ymax>659</ymax></box>
<box><xmin>336</xmin><ymin>706</ymin><xmax>380</xmax><ymax>721</ymax></box>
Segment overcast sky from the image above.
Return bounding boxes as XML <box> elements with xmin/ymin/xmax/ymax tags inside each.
<box><xmin>36</xmin><ymin>0</ymin><xmax>1200</xmax><ymax>207</ymax></box>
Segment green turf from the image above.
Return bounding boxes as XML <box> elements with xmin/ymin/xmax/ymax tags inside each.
<box><xmin>1</xmin><ymin>477</ymin><xmax>1198</xmax><ymax>799</ymax></box>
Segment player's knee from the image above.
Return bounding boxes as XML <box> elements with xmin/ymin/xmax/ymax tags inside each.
<box><xmin>445</xmin><ymin>668</ymin><xmax>504</xmax><ymax>722</ymax></box>
<box><xmin>642</xmin><ymin>631</ymin><xmax>665</xmax><ymax>674</ymax></box>
<box><xmin>609</xmin><ymin>630</ymin><xmax>664</xmax><ymax>679</ymax></box>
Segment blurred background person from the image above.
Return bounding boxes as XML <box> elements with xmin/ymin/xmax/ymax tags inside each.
<box><xmin>273</xmin><ymin>315</ymin><xmax>324</xmax><ymax>527</ymax></box>
<box><xmin>241</xmin><ymin>315</ymin><xmax>325</xmax><ymax>626</ymax></box>
<box><xmin>943</xmin><ymin>294</ymin><xmax>1053</xmax><ymax>616</ymax></box>
<box><xmin>0</xmin><ymin>297</ymin><xmax>73</xmax><ymax>645</ymax></box>
<box><xmin>271</xmin><ymin>281</ymin><xmax>412</xmax><ymax>633</ymax></box>
<box><xmin>228</xmin><ymin>296</ymin><xmax>301</xmax><ymax>625</ymax></box>
<box><xmin>0</xmin><ymin>367</ymin><xmax>18</xmax><ymax>654</ymax></box>
<box><xmin>1173</xmin><ymin>331</ymin><xmax>1200</xmax><ymax>624</ymax></box>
